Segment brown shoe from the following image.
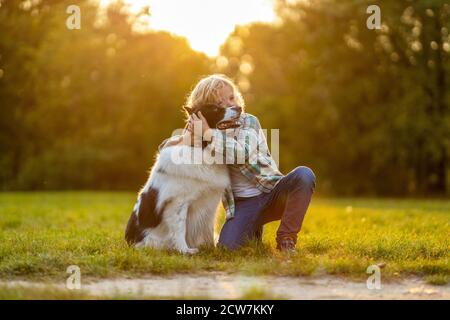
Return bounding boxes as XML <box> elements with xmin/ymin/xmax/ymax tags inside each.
<box><xmin>276</xmin><ymin>237</ymin><xmax>297</xmax><ymax>254</ymax></box>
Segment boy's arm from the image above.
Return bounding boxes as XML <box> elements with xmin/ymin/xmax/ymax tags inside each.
<box><xmin>158</xmin><ymin>135</ymin><xmax>183</xmax><ymax>151</ymax></box>
<box><xmin>205</xmin><ymin>127</ymin><xmax>259</xmax><ymax>164</ymax></box>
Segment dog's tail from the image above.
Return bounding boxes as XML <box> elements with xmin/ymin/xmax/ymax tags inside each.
<box><xmin>125</xmin><ymin>211</ymin><xmax>144</xmax><ymax>245</ymax></box>
<box><xmin>125</xmin><ymin>188</ymin><xmax>162</xmax><ymax>246</ymax></box>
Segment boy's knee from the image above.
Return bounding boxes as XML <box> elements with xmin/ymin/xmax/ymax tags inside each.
<box><xmin>218</xmin><ymin>227</ymin><xmax>242</xmax><ymax>250</ymax></box>
<box><xmin>292</xmin><ymin>166</ymin><xmax>316</xmax><ymax>190</ymax></box>
<box><xmin>219</xmin><ymin>229</ymin><xmax>256</xmax><ymax>250</ymax></box>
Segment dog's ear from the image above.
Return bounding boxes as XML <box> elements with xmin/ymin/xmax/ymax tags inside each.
<box><xmin>183</xmin><ymin>106</ymin><xmax>194</xmax><ymax>115</ymax></box>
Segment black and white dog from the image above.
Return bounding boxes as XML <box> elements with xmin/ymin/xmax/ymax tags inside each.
<box><xmin>125</xmin><ymin>104</ymin><xmax>242</xmax><ymax>254</ymax></box>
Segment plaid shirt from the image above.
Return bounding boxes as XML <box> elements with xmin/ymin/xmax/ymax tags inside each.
<box><xmin>159</xmin><ymin>113</ymin><xmax>284</xmax><ymax>220</ymax></box>
<box><xmin>206</xmin><ymin>113</ymin><xmax>283</xmax><ymax>220</ymax></box>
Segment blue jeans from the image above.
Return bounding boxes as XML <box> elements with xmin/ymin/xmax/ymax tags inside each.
<box><xmin>218</xmin><ymin>166</ymin><xmax>316</xmax><ymax>250</ymax></box>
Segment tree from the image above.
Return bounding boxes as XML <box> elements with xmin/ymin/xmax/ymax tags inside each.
<box><xmin>216</xmin><ymin>0</ymin><xmax>449</xmax><ymax>196</ymax></box>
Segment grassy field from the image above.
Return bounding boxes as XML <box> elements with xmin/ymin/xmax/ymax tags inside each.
<box><xmin>0</xmin><ymin>192</ymin><xmax>448</xmax><ymax>285</ymax></box>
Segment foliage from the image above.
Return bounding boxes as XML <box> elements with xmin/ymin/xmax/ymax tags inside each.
<box><xmin>0</xmin><ymin>0</ymin><xmax>449</xmax><ymax>195</ymax></box>
<box><xmin>0</xmin><ymin>0</ymin><xmax>209</xmax><ymax>190</ymax></box>
<box><xmin>217</xmin><ymin>0</ymin><xmax>449</xmax><ymax>195</ymax></box>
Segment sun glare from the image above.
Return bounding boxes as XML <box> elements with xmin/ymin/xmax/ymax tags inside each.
<box><xmin>101</xmin><ymin>0</ymin><xmax>276</xmax><ymax>56</ymax></box>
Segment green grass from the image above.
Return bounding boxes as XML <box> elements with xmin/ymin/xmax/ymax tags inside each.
<box><xmin>0</xmin><ymin>192</ymin><xmax>448</xmax><ymax>284</ymax></box>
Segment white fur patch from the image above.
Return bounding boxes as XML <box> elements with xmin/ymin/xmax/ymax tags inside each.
<box><xmin>134</xmin><ymin>145</ymin><xmax>230</xmax><ymax>254</ymax></box>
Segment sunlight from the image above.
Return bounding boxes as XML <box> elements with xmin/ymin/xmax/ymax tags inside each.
<box><xmin>101</xmin><ymin>0</ymin><xmax>276</xmax><ymax>56</ymax></box>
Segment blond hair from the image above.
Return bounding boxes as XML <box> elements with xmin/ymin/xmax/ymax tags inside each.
<box><xmin>184</xmin><ymin>74</ymin><xmax>245</xmax><ymax>111</ymax></box>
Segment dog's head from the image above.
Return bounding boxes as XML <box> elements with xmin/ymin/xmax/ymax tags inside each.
<box><xmin>184</xmin><ymin>103</ymin><xmax>242</xmax><ymax>130</ymax></box>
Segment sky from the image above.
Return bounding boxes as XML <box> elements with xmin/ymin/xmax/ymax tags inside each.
<box><xmin>100</xmin><ymin>0</ymin><xmax>277</xmax><ymax>56</ymax></box>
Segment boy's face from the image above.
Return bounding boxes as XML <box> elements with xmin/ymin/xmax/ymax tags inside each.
<box><xmin>184</xmin><ymin>83</ymin><xmax>243</xmax><ymax>130</ymax></box>
<box><xmin>217</xmin><ymin>85</ymin><xmax>237</xmax><ymax>108</ymax></box>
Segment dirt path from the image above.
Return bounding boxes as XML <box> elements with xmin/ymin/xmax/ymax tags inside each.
<box><xmin>2</xmin><ymin>273</ymin><xmax>449</xmax><ymax>299</ymax></box>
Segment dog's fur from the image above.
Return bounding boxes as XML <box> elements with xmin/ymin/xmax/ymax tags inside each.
<box><xmin>125</xmin><ymin>104</ymin><xmax>241</xmax><ymax>254</ymax></box>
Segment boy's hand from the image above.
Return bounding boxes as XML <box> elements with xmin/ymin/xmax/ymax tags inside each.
<box><xmin>188</xmin><ymin>111</ymin><xmax>211</xmax><ymax>141</ymax></box>
<box><xmin>188</xmin><ymin>112</ymin><xmax>210</xmax><ymax>134</ymax></box>
<box><xmin>161</xmin><ymin>135</ymin><xmax>183</xmax><ymax>148</ymax></box>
